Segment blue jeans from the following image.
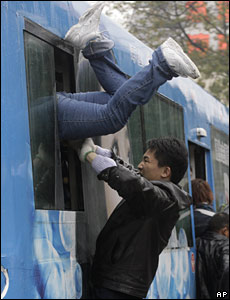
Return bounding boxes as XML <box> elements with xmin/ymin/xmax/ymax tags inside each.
<box><xmin>57</xmin><ymin>38</ymin><xmax>178</xmax><ymax>140</ymax></box>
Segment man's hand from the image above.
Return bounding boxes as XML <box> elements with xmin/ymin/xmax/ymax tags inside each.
<box><xmin>79</xmin><ymin>138</ymin><xmax>96</xmax><ymax>162</ymax></box>
<box><xmin>79</xmin><ymin>139</ymin><xmax>117</xmax><ymax>174</ymax></box>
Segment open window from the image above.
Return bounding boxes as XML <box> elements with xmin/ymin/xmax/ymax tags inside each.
<box><xmin>24</xmin><ymin>20</ymin><xmax>84</xmax><ymax>211</ymax></box>
<box><xmin>189</xmin><ymin>142</ymin><xmax>206</xmax><ymax>180</ymax></box>
<box><xmin>54</xmin><ymin>47</ymin><xmax>84</xmax><ymax>211</ymax></box>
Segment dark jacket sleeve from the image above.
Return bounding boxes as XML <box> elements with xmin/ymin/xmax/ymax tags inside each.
<box><xmin>97</xmin><ymin>164</ymin><xmax>179</xmax><ymax>217</ymax></box>
<box><xmin>218</xmin><ymin>239</ymin><xmax>229</xmax><ymax>294</ymax></box>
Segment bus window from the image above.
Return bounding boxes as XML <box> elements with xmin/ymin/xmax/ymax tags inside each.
<box><xmin>75</xmin><ymin>51</ymin><xmax>101</xmax><ymax>93</ymax></box>
<box><xmin>60</xmin><ymin>142</ymin><xmax>84</xmax><ymax>211</ymax></box>
<box><xmin>54</xmin><ymin>47</ymin><xmax>75</xmax><ymax>93</ymax></box>
<box><xmin>127</xmin><ymin>106</ymin><xmax>144</xmax><ymax>167</ymax></box>
<box><xmin>143</xmin><ymin>94</ymin><xmax>184</xmax><ymax>142</ymax></box>
<box><xmin>189</xmin><ymin>142</ymin><xmax>206</xmax><ymax>180</ymax></box>
<box><xmin>24</xmin><ymin>32</ymin><xmax>56</xmax><ymax>210</ymax></box>
<box><xmin>24</xmin><ymin>27</ymin><xmax>84</xmax><ymax>211</ymax></box>
<box><xmin>129</xmin><ymin>93</ymin><xmax>187</xmax><ymax>189</ymax></box>
<box><xmin>128</xmin><ymin>93</ymin><xmax>193</xmax><ymax>248</ymax></box>
<box><xmin>54</xmin><ymin>47</ymin><xmax>84</xmax><ymax>211</ymax></box>
<box><xmin>211</xmin><ymin>126</ymin><xmax>229</xmax><ymax>211</ymax></box>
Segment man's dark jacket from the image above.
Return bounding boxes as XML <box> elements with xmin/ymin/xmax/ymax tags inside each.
<box><xmin>196</xmin><ymin>231</ymin><xmax>229</xmax><ymax>299</ymax></box>
<box><xmin>91</xmin><ymin>157</ymin><xmax>192</xmax><ymax>298</ymax></box>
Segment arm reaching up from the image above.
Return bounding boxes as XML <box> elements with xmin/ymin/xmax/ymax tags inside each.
<box><xmin>79</xmin><ymin>138</ymin><xmax>116</xmax><ymax>174</ymax></box>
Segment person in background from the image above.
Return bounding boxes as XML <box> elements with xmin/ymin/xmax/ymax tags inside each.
<box><xmin>77</xmin><ymin>137</ymin><xmax>192</xmax><ymax>299</ymax></box>
<box><xmin>196</xmin><ymin>212</ymin><xmax>229</xmax><ymax>299</ymax></box>
<box><xmin>192</xmin><ymin>178</ymin><xmax>215</xmax><ymax>237</ymax></box>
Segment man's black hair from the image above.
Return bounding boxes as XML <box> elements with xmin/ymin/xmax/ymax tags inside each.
<box><xmin>147</xmin><ymin>137</ymin><xmax>188</xmax><ymax>184</ymax></box>
<box><xmin>208</xmin><ymin>212</ymin><xmax>229</xmax><ymax>232</ymax></box>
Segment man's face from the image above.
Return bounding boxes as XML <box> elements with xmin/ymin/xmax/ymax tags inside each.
<box><xmin>138</xmin><ymin>149</ymin><xmax>171</xmax><ymax>181</ymax></box>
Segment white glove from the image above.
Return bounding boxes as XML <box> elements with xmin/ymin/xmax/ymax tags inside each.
<box><xmin>79</xmin><ymin>138</ymin><xmax>97</xmax><ymax>162</ymax></box>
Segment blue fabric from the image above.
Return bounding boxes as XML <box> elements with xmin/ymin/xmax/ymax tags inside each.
<box><xmin>57</xmin><ymin>37</ymin><xmax>178</xmax><ymax>140</ymax></box>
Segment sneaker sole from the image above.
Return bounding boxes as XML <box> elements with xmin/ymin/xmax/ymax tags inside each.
<box><xmin>162</xmin><ymin>37</ymin><xmax>200</xmax><ymax>79</ymax></box>
<box><xmin>65</xmin><ymin>2</ymin><xmax>105</xmax><ymax>46</ymax></box>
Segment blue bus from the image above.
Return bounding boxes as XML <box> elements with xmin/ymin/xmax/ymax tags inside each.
<box><xmin>1</xmin><ymin>1</ymin><xmax>229</xmax><ymax>299</ymax></box>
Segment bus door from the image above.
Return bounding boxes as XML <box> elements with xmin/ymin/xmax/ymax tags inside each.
<box><xmin>188</xmin><ymin>142</ymin><xmax>207</xmax><ymax>181</ymax></box>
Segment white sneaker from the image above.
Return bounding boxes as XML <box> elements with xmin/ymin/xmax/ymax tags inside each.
<box><xmin>64</xmin><ymin>2</ymin><xmax>106</xmax><ymax>49</ymax></box>
<box><xmin>160</xmin><ymin>37</ymin><xmax>200</xmax><ymax>79</ymax></box>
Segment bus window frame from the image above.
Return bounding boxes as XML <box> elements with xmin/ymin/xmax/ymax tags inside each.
<box><xmin>24</xmin><ymin>18</ymin><xmax>85</xmax><ymax>213</ymax></box>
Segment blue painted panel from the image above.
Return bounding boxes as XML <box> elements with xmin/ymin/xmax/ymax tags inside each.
<box><xmin>2</xmin><ymin>0</ymin><xmax>35</xmax><ymax>263</ymax></box>
<box><xmin>2</xmin><ymin>2</ymin><xmax>83</xmax><ymax>298</ymax></box>
<box><xmin>146</xmin><ymin>229</ymin><xmax>196</xmax><ymax>299</ymax></box>
<box><xmin>206</xmin><ymin>150</ymin><xmax>217</xmax><ymax>210</ymax></box>
<box><xmin>2</xmin><ymin>3</ymin><xmax>36</xmax><ymax>298</ymax></box>
<box><xmin>32</xmin><ymin>210</ymin><xmax>82</xmax><ymax>299</ymax></box>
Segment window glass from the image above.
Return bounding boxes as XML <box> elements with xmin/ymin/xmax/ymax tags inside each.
<box><xmin>143</xmin><ymin>93</ymin><xmax>184</xmax><ymax>140</ymax></box>
<box><xmin>76</xmin><ymin>51</ymin><xmax>101</xmax><ymax>92</ymax></box>
<box><xmin>127</xmin><ymin>108</ymin><xmax>144</xmax><ymax>167</ymax></box>
<box><xmin>128</xmin><ymin>93</ymin><xmax>193</xmax><ymax>247</ymax></box>
<box><xmin>24</xmin><ymin>32</ymin><xmax>56</xmax><ymax>209</ymax></box>
<box><xmin>60</xmin><ymin>143</ymin><xmax>84</xmax><ymax>211</ymax></box>
<box><xmin>211</xmin><ymin>126</ymin><xmax>229</xmax><ymax>211</ymax></box>
<box><xmin>53</xmin><ymin>47</ymin><xmax>85</xmax><ymax>211</ymax></box>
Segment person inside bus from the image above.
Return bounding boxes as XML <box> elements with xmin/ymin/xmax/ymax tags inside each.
<box><xmin>192</xmin><ymin>179</ymin><xmax>216</xmax><ymax>238</ymax></box>
<box><xmin>57</xmin><ymin>2</ymin><xmax>200</xmax><ymax>140</ymax></box>
<box><xmin>196</xmin><ymin>212</ymin><xmax>229</xmax><ymax>299</ymax></box>
<box><xmin>77</xmin><ymin>136</ymin><xmax>192</xmax><ymax>299</ymax></box>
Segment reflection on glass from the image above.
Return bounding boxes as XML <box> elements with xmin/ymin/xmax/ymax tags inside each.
<box><xmin>24</xmin><ymin>32</ymin><xmax>56</xmax><ymax>209</ymax></box>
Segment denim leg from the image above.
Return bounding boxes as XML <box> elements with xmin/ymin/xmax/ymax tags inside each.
<box><xmin>102</xmin><ymin>46</ymin><xmax>178</xmax><ymax>129</ymax></box>
<box><xmin>57</xmin><ymin>46</ymin><xmax>178</xmax><ymax>140</ymax></box>
<box><xmin>82</xmin><ymin>38</ymin><xmax>129</xmax><ymax>95</ymax></box>
<box><xmin>57</xmin><ymin>91</ymin><xmax>111</xmax><ymax>105</ymax></box>
<box><xmin>57</xmin><ymin>93</ymin><xmax>118</xmax><ymax>140</ymax></box>
<box><xmin>107</xmin><ymin>46</ymin><xmax>178</xmax><ymax>106</ymax></box>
